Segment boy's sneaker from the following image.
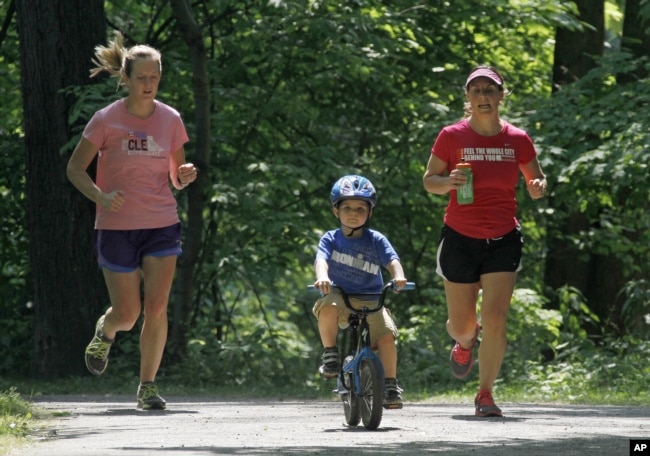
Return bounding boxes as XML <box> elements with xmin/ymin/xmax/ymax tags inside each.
<box><xmin>318</xmin><ymin>346</ymin><xmax>340</xmax><ymax>379</ymax></box>
<box><xmin>383</xmin><ymin>378</ymin><xmax>403</xmax><ymax>409</ymax></box>
<box><xmin>137</xmin><ymin>382</ymin><xmax>167</xmax><ymax>410</ymax></box>
<box><xmin>84</xmin><ymin>315</ymin><xmax>114</xmax><ymax>376</ymax></box>
<box><xmin>449</xmin><ymin>323</ymin><xmax>480</xmax><ymax>379</ymax></box>
<box><xmin>474</xmin><ymin>390</ymin><xmax>502</xmax><ymax>417</ymax></box>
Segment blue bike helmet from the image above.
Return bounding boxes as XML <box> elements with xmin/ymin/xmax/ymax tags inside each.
<box><xmin>330</xmin><ymin>175</ymin><xmax>377</xmax><ymax>208</ymax></box>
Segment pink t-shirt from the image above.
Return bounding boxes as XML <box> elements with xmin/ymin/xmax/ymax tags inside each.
<box><xmin>83</xmin><ymin>99</ymin><xmax>189</xmax><ymax>230</ymax></box>
<box><xmin>431</xmin><ymin>119</ymin><xmax>537</xmax><ymax>239</ymax></box>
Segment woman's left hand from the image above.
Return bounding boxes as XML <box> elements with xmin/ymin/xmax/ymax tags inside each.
<box><xmin>178</xmin><ymin>163</ymin><xmax>198</xmax><ymax>186</ymax></box>
<box><xmin>527</xmin><ymin>178</ymin><xmax>547</xmax><ymax>200</ymax></box>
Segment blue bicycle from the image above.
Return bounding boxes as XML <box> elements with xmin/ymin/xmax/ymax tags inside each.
<box><xmin>311</xmin><ymin>280</ymin><xmax>415</xmax><ymax>430</ymax></box>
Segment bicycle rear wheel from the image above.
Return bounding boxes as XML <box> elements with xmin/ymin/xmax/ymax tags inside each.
<box><xmin>341</xmin><ymin>356</ymin><xmax>360</xmax><ymax>426</ymax></box>
<box><xmin>358</xmin><ymin>357</ymin><xmax>383</xmax><ymax>430</ymax></box>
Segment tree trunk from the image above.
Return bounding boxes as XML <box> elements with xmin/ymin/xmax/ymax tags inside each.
<box><xmin>619</xmin><ymin>0</ymin><xmax>650</xmax><ymax>82</ymax></box>
<box><xmin>168</xmin><ymin>0</ymin><xmax>211</xmax><ymax>358</ymax></box>
<box><xmin>547</xmin><ymin>0</ymin><xmax>605</xmax><ymax>291</ymax></box>
<box><xmin>16</xmin><ymin>0</ymin><xmax>108</xmax><ymax>376</ymax></box>
<box><xmin>552</xmin><ymin>0</ymin><xmax>604</xmax><ymax>91</ymax></box>
<box><xmin>547</xmin><ymin>0</ymin><xmax>628</xmax><ymax>325</ymax></box>
<box><xmin>545</xmin><ymin>0</ymin><xmax>604</xmax><ymax>305</ymax></box>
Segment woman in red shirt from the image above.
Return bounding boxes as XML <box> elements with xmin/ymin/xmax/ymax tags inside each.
<box><xmin>423</xmin><ymin>66</ymin><xmax>547</xmax><ymax>417</ymax></box>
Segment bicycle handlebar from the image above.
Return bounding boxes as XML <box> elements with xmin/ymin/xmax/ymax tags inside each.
<box><xmin>307</xmin><ymin>280</ymin><xmax>416</xmax><ymax>314</ymax></box>
<box><xmin>307</xmin><ymin>280</ymin><xmax>416</xmax><ymax>294</ymax></box>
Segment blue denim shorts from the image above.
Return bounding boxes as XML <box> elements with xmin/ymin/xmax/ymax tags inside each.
<box><xmin>94</xmin><ymin>222</ymin><xmax>182</xmax><ymax>272</ymax></box>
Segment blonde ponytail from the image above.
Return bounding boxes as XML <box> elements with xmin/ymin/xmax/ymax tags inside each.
<box><xmin>90</xmin><ymin>31</ymin><xmax>126</xmax><ymax>82</ymax></box>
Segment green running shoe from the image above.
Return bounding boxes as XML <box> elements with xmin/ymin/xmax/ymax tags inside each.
<box><xmin>84</xmin><ymin>315</ymin><xmax>114</xmax><ymax>376</ymax></box>
<box><xmin>137</xmin><ymin>382</ymin><xmax>167</xmax><ymax>410</ymax></box>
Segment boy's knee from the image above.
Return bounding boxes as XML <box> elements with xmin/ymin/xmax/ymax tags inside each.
<box><xmin>313</xmin><ymin>300</ymin><xmax>336</xmax><ymax>319</ymax></box>
<box><xmin>377</xmin><ymin>333</ymin><xmax>395</xmax><ymax>345</ymax></box>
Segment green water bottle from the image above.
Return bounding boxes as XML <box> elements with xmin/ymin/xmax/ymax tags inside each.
<box><xmin>456</xmin><ymin>159</ymin><xmax>473</xmax><ymax>205</ymax></box>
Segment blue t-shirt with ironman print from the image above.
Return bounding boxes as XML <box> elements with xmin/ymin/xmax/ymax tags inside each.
<box><xmin>316</xmin><ymin>228</ymin><xmax>400</xmax><ymax>294</ymax></box>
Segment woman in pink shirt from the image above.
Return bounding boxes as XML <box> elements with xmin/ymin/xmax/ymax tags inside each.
<box><xmin>423</xmin><ymin>66</ymin><xmax>547</xmax><ymax>417</ymax></box>
<box><xmin>67</xmin><ymin>32</ymin><xmax>197</xmax><ymax>410</ymax></box>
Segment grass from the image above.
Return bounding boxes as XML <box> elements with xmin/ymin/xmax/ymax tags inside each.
<box><xmin>9</xmin><ymin>373</ymin><xmax>646</xmax><ymax>406</ymax></box>
<box><xmin>0</xmin><ymin>388</ymin><xmax>35</xmax><ymax>455</ymax></box>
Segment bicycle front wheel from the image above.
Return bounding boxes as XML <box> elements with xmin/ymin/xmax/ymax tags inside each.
<box><xmin>358</xmin><ymin>357</ymin><xmax>384</xmax><ymax>430</ymax></box>
<box><xmin>341</xmin><ymin>356</ymin><xmax>360</xmax><ymax>426</ymax></box>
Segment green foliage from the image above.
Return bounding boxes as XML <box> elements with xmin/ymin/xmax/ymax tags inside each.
<box><xmin>618</xmin><ymin>279</ymin><xmax>650</xmax><ymax>337</ymax></box>
<box><xmin>531</xmin><ymin>51</ymin><xmax>650</xmax><ymax>329</ymax></box>
<box><xmin>0</xmin><ymin>388</ymin><xmax>33</xmax><ymax>439</ymax></box>
<box><xmin>507</xmin><ymin>288</ymin><xmax>562</xmax><ymax>361</ymax></box>
<box><xmin>0</xmin><ymin>128</ymin><xmax>30</xmax><ymax>376</ymax></box>
<box><xmin>178</xmin><ymin>0</ymin><xmax>578</xmax><ymax>344</ymax></box>
<box><xmin>60</xmin><ymin>82</ymin><xmax>123</xmax><ymax>154</ymax></box>
<box><xmin>515</xmin><ymin>335</ymin><xmax>650</xmax><ymax>405</ymax></box>
<box><xmin>3</xmin><ymin>0</ymin><xmax>648</xmax><ymax>404</ymax></box>
<box><xmin>495</xmin><ymin>287</ymin><xmax>649</xmax><ymax>405</ymax></box>
<box><xmin>393</xmin><ymin>284</ymin><xmax>455</xmax><ymax>393</ymax></box>
<box><xmin>0</xmin><ymin>2</ymin><xmax>31</xmax><ymax>376</ymax></box>
<box><xmin>555</xmin><ymin>286</ymin><xmax>602</xmax><ymax>338</ymax></box>
<box><xmin>166</xmin><ymin>284</ymin><xmax>319</xmax><ymax>390</ymax></box>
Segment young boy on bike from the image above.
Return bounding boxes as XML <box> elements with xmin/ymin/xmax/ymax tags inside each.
<box><xmin>312</xmin><ymin>175</ymin><xmax>408</xmax><ymax>409</ymax></box>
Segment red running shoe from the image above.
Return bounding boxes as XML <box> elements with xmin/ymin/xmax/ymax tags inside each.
<box><xmin>449</xmin><ymin>323</ymin><xmax>480</xmax><ymax>379</ymax></box>
<box><xmin>474</xmin><ymin>390</ymin><xmax>503</xmax><ymax>417</ymax></box>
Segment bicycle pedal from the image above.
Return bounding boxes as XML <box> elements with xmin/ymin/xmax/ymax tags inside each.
<box><xmin>319</xmin><ymin>370</ymin><xmax>338</xmax><ymax>380</ymax></box>
<box><xmin>383</xmin><ymin>403</ymin><xmax>403</xmax><ymax>410</ymax></box>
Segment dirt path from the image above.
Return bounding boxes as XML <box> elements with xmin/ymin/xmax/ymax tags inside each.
<box><xmin>5</xmin><ymin>395</ymin><xmax>649</xmax><ymax>455</ymax></box>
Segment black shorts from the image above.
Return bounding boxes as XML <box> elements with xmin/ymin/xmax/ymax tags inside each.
<box><xmin>436</xmin><ymin>225</ymin><xmax>523</xmax><ymax>284</ymax></box>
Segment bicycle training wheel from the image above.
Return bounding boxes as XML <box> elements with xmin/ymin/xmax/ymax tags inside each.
<box><xmin>358</xmin><ymin>357</ymin><xmax>384</xmax><ymax>430</ymax></box>
<box><xmin>341</xmin><ymin>356</ymin><xmax>360</xmax><ymax>426</ymax></box>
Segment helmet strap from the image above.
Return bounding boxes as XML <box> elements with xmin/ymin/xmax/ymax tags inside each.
<box><xmin>341</xmin><ymin>222</ymin><xmax>365</xmax><ymax>237</ymax></box>
<box><xmin>338</xmin><ymin>208</ymin><xmax>372</xmax><ymax>237</ymax></box>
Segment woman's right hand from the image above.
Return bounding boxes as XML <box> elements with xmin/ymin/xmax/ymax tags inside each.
<box><xmin>99</xmin><ymin>191</ymin><xmax>125</xmax><ymax>211</ymax></box>
<box><xmin>448</xmin><ymin>169</ymin><xmax>468</xmax><ymax>190</ymax></box>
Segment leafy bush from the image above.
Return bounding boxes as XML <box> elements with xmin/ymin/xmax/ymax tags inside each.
<box><xmin>530</xmin><ymin>52</ymin><xmax>650</xmax><ymax>332</ymax></box>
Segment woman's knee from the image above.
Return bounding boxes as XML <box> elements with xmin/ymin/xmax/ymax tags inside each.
<box><xmin>143</xmin><ymin>299</ymin><xmax>170</xmax><ymax>320</ymax></box>
<box><xmin>107</xmin><ymin>307</ymin><xmax>141</xmax><ymax>330</ymax></box>
<box><xmin>480</xmin><ymin>303</ymin><xmax>509</xmax><ymax>330</ymax></box>
<box><xmin>447</xmin><ymin>318</ymin><xmax>478</xmax><ymax>338</ymax></box>
<box><xmin>481</xmin><ymin>313</ymin><xmax>508</xmax><ymax>334</ymax></box>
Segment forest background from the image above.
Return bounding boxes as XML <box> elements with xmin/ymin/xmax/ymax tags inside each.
<box><xmin>0</xmin><ymin>0</ymin><xmax>648</xmax><ymax>404</ymax></box>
